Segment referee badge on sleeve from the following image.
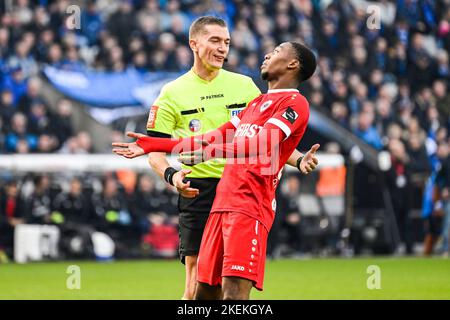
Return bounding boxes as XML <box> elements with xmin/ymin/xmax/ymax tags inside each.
<box><xmin>189</xmin><ymin>119</ymin><xmax>201</xmax><ymax>132</ymax></box>
<box><xmin>282</xmin><ymin>106</ymin><xmax>298</xmax><ymax>124</ymax></box>
<box><xmin>147</xmin><ymin>106</ymin><xmax>159</xmax><ymax>129</ymax></box>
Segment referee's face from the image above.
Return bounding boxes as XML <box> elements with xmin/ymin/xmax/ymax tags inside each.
<box><xmin>194</xmin><ymin>24</ymin><xmax>230</xmax><ymax>71</ymax></box>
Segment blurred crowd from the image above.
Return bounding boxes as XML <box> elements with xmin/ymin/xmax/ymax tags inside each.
<box><xmin>0</xmin><ymin>172</ymin><xmax>180</xmax><ymax>261</ymax></box>
<box><xmin>0</xmin><ymin>0</ymin><xmax>450</xmax><ymax>259</ymax></box>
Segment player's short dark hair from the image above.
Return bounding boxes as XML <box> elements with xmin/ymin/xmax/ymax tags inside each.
<box><xmin>189</xmin><ymin>16</ymin><xmax>227</xmax><ymax>39</ymax></box>
<box><xmin>289</xmin><ymin>42</ymin><xmax>317</xmax><ymax>83</ymax></box>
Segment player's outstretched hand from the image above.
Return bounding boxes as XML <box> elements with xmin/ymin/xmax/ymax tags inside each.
<box><xmin>177</xmin><ymin>139</ymin><xmax>210</xmax><ymax>166</ymax></box>
<box><xmin>112</xmin><ymin>132</ymin><xmax>146</xmax><ymax>159</ymax></box>
<box><xmin>172</xmin><ymin>169</ymin><xmax>200</xmax><ymax>198</ymax></box>
<box><xmin>299</xmin><ymin>144</ymin><xmax>320</xmax><ymax>175</ymax></box>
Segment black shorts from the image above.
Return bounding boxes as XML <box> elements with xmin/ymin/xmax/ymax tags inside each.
<box><xmin>178</xmin><ymin>178</ymin><xmax>220</xmax><ymax>264</ymax></box>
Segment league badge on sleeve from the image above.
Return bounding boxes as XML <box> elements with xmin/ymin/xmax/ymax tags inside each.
<box><xmin>282</xmin><ymin>106</ymin><xmax>298</xmax><ymax>124</ymax></box>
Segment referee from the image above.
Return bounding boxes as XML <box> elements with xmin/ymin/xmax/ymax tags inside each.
<box><xmin>146</xmin><ymin>16</ymin><xmax>307</xmax><ymax>299</ymax></box>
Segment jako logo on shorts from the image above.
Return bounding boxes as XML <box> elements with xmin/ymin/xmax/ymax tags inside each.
<box><xmin>231</xmin><ymin>265</ymin><xmax>245</xmax><ymax>271</ymax></box>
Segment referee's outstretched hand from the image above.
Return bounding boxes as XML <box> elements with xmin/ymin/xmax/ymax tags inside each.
<box><xmin>172</xmin><ymin>169</ymin><xmax>200</xmax><ymax>198</ymax></box>
<box><xmin>112</xmin><ymin>132</ymin><xmax>146</xmax><ymax>158</ymax></box>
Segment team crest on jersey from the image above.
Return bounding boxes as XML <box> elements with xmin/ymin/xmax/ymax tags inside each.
<box><xmin>282</xmin><ymin>106</ymin><xmax>298</xmax><ymax>124</ymax></box>
<box><xmin>189</xmin><ymin>119</ymin><xmax>201</xmax><ymax>132</ymax></box>
<box><xmin>147</xmin><ymin>106</ymin><xmax>159</xmax><ymax>129</ymax></box>
<box><xmin>260</xmin><ymin>100</ymin><xmax>272</xmax><ymax>112</ymax></box>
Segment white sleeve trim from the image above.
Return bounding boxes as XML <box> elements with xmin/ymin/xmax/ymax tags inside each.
<box><xmin>230</xmin><ymin>116</ymin><xmax>241</xmax><ymax>128</ymax></box>
<box><xmin>266</xmin><ymin>118</ymin><xmax>291</xmax><ymax>140</ymax></box>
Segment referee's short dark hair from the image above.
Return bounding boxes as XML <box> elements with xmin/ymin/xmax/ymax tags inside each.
<box><xmin>289</xmin><ymin>42</ymin><xmax>317</xmax><ymax>83</ymax></box>
<box><xmin>189</xmin><ymin>16</ymin><xmax>227</xmax><ymax>39</ymax></box>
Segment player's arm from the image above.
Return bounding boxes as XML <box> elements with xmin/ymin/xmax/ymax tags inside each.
<box><xmin>287</xmin><ymin>149</ymin><xmax>319</xmax><ymax>175</ymax></box>
<box><xmin>112</xmin><ymin>119</ymin><xmax>238</xmax><ymax>158</ymax></box>
<box><xmin>278</xmin><ymin>97</ymin><xmax>318</xmax><ymax>174</ymax></box>
<box><xmin>145</xmin><ymin>89</ymin><xmax>199</xmax><ymax>198</ymax></box>
<box><xmin>146</xmin><ymin>131</ymin><xmax>172</xmax><ymax>181</ymax></box>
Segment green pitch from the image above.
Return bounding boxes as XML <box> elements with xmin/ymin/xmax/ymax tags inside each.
<box><xmin>1</xmin><ymin>257</ymin><xmax>449</xmax><ymax>299</ymax></box>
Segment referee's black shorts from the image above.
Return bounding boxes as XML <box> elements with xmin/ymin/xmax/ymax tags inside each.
<box><xmin>178</xmin><ymin>178</ymin><xmax>220</xmax><ymax>264</ymax></box>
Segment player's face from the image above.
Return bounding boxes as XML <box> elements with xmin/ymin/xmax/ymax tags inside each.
<box><xmin>260</xmin><ymin>42</ymin><xmax>295</xmax><ymax>81</ymax></box>
<box><xmin>192</xmin><ymin>24</ymin><xmax>230</xmax><ymax>70</ymax></box>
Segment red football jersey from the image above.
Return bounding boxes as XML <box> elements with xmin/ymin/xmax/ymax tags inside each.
<box><xmin>211</xmin><ymin>89</ymin><xmax>310</xmax><ymax>231</ymax></box>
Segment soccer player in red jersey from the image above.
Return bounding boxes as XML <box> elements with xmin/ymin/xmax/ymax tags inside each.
<box><xmin>112</xmin><ymin>41</ymin><xmax>318</xmax><ymax>299</ymax></box>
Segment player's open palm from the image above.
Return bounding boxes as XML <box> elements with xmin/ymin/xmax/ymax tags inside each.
<box><xmin>112</xmin><ymin>132</ymin><xmax>146</xmax><ymax>159</ymax></box>
<box><xmin>178</xmin><ymin>139</ymin><xmax>210</xmax><ymax>166</ymax></box>
<box><xmin>172</xmin><ymin>169</ymin><xmax>200</xmax><ymax>198</ymax></box>
<box><xmin>300</xmin><ymin>144</ymin><xmax>320</xmax><ymax>174</ymax></box>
